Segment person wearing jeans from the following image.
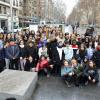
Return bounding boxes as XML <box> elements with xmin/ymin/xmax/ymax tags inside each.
<box><xmin>19</xmin><ymin>40</ymin><xmax>27</xmax><ymax>70</ymax></box>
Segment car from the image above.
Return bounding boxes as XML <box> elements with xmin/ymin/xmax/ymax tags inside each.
<box><xmin>40</xmin><ymin>20</ymin><xmax>46</xmax><ymax>25</ymax></box>
<box><xmin>13</xmin><ymin>28</ymin><xmax>22</xmax><ymax>33</ymax></box>
<box><xmin>0</xmin><ymin>28</ymin><xmax>4</xmax><ymax>33</ymax></box>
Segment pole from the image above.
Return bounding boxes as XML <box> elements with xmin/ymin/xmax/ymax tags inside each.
<box><xmin>10</xmin><ymin>0</ymin><xmax>13</xmax><ymax>33</ymax></box>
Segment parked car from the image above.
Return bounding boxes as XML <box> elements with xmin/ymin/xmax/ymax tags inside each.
<box><xmin>0</xmin><ymin>28</ymin><xmax>4</xmax><ymax>33</ymax></box>
<box><xmin>14</xmin><ymin>28</ymin><xmax>22</xmax><ymax>33</ymax></box>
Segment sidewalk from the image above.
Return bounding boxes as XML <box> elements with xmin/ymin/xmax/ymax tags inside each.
<box><xmin>32</xmin><ymin>73</ymin><xmax>100</xmax><ymax>100</ymax></box>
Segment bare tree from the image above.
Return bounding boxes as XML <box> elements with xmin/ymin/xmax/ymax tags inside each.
<box><xmin>67</xmin><ymin>0</ymin><xmax>100</xmax><ymax>25</ymax></box>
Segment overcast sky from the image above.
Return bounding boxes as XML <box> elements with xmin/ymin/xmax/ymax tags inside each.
<box><xmin>53</xmin><ymin>0</ymin><xmax>79</xmax><ymax>18</ymax></box>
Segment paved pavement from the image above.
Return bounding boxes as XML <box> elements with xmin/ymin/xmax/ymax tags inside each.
<box><xmin>32</xmin><ymin>75</ymin><xmax>100</xmax><ymax>100</ymax></box>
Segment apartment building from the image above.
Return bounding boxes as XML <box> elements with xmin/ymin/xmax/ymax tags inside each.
<box><xmin>0</xmin><ymin>0</ymin><xmax>20</xmax><ymax>32</ymax></box>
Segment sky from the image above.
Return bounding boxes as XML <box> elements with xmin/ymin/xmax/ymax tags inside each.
<box><xmin>53</xmin><ymin>0</ymin><xmax>79</xmax><ymax>19</ymax></box>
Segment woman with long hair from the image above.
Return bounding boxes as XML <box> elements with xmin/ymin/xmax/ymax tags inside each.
<box><xmin>84</xmin><ymin>60</ymin><xmax>99</xmax><ymax>84</ymax></box>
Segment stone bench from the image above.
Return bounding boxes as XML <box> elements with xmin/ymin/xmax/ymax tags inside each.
<box><xmin>0</xmin><ymin>69</ymin><xmax>38</xmax><ymax>100</ymax></box>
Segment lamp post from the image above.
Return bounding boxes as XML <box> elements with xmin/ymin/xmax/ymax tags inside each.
<box><xmin>10</xmin><ymin>0</ymin><xmax>14</xmax><ymax>33</ymax></box>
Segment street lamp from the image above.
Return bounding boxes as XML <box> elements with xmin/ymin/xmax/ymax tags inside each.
<box><xmin>10</xmin><ymin>0</ymin><xmax>14</xmax><ymax>33</ymax></box>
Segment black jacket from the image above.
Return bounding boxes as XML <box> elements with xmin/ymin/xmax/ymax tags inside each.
<box><xmin>26</xmin><ymin>46</ymin><xmax>38</xmax><ymax>61</ymax></box>
<box><xmin>19</xmin><ymin>46</ymin><xmax>27</xmax><ymax>58</ymax></box>
<box><xmin>93</xmin><ymin>50</ymin><xmax>100</xmax><ymax>62</ymax></box>
<box><xmin>93</xmin><ymin>50</ymin><xmax>100</xmax><ymax>68</ymax></box>
<box><xmin>76</xmin><ymin>50</ymin><xmax>87</xmax><ymax>62</ymax></box>
<box><xmin>47</xmin><ymin>39</ymin><xmax>57</xmax><ymax>59</ymax></box>
<box><xmin>51</xmin><ymin>46</ymin><xmax>64</xmax><ymax>65</ymax></box>
<box><xmin>84</xmin><ymin>66</ymin><xmax>99</xmax><ymax>80</ymax></box>
<box><xmin>6</xmin><ymin>44</ymin><xmax>20</xmax><ymax>59</ymax></box>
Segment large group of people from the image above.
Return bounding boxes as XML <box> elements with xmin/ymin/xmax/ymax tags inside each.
<box><xmin>0</xmin><ymin>25</ymin><xmax>100</xmax><ymax>87</ymax></box>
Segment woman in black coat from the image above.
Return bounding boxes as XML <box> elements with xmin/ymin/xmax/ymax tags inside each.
<box><xmin>25</xmin><ymin>41</ymin><xmax>38</xmax><ymax>71</ymax></box>
<box><xmin>76</xmin><ymin>43</ymin><xmax>87</xmax><ymax>64</ymax></box>
<box><xmin>50</xmin><ymin>41</ymin><xmax>64</xmax><ymax>76</ymax></box>
<box><xmin>19</xmin><ymin>40</ymin><xmax>27</xmax><ymax>70</ymax></box>
<box><xmin>47</xmin><ymin>38</ymin><xmax>57</xmax><ymax>60</ymax></box>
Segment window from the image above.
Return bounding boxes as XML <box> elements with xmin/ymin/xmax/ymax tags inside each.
<box><xmin>3</xmin><ymin>0</ymin><xmax>10</xmax><ymax>4</ymax></box>
<box><xmin>24</xmin><ymin>13</ymin><xmax>26</xmax><ymax>16</ymax></box>
<box><xmin>13</xmin><ymin>0</ymin><xmax>15</xmax><ymax>6</ymax></box>
<box><xmin>3</xmin><ymin>7</ymin><xmax>6</xmax><ymax>14</ymax></box>
<box><xmin>34</xmin><ymin>11</ymin><xmax>37</xmax><ymax>14</ymax></box>
<box><xmin>0</xmin><ymin>6</ymin><xmax>2</xmax><ymax>14</ymax></box>
<box><xmin>14</xmin><ymin>9</ymin><xmax>16</xmax><ymax>16</ymax></box>
<box><xmin>19</xmin><ymin>1</ymin><xmax>22</xmax><ymax>6</ymax></box>
<box><xmin>16</xmin><ymin>0</ymin><xmax>18</xmax><ymax>6</ymax></box>
<box><xmin>34</xmin><ymin>1</ymin><xmax>37</xmax><ymax>4</ymax></box>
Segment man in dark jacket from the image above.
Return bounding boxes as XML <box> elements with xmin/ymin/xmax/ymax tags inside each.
<box><xmin>0</xmin><ymin>38</ymin><xmax>5</xmax><ymax>72</ymax></box>
<box><xmin>51</xmin><ymin>41</ymin><xmax>64</xmax><ymax>76</ymax></box>
<box><xmin>6</xmin><ymin>40</ymin><xmax>20</xmax><ymax>70</ymax></box>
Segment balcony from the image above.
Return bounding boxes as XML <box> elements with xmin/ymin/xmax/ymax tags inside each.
<box><xmin>0</xmin><ymin>0</ymin><xmax>10</xmax><ymax>7</ymax></box>
<box><xmin>0</xmin><ymin>0</ymin><xmax>19</xmax><ymax>10</ymax></box>
<box><xmin>0</xmin><ymin>0</ymin><xmax>10</xmax><ymax>4</ymax></box>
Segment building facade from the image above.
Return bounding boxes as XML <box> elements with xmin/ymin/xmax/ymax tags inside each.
<box><xmin>0</xmin><ymin>0</ymin><xmax>20</xmax><ymax>32</ymax></box>
<box><xmin>19</xmin><ymin>0</ymin><xmax>55</xmax><ymax>26</ymax></box>
<box><xmin>39</xmin><ymin>0</ymin><xmax>54</xmax><ymax>21</ymax></box>
<box><xmin>19</xmin><ymin>0</ymin><xmax>66</xmax><ymax>27</ymax></box>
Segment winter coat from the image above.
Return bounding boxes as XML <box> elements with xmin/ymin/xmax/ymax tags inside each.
<box><xmin>5</xmin><ymin>44</ymin><xmax>20</xmax><ymax>59</ymax></box>
<box><xmin>36</xmin><ymin>59</ymin><xmax>49</xmax><ymax>71</ymax></box>
<box><xmin>26</xmin><ymin>46</ymin><xmax>38</xmax><ymax>61</ymax></box>
<box><xmin>61</xmin><ymin>66</ymin><xmax>73</xmax><ymax>76</ymax></box>
<box><xmin>84</xmin><ymin>66</ymin><xmax>99</xmax><ymax>81</ymax></box>
<box><xmin>19</xmin><ymin>46</ymin><xmax>27</xmax><ymax>58</ymax></box>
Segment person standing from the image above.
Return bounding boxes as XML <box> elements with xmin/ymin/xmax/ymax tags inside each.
<box><xmin>51</xmin><ymin>41</ymin><xmax>64</xmax><ymax>76</ymax></box>
<box><xmin>25</xmin><ymin>41</ymin><xmax>38</xmax><ymax>71</ymax></box>
<box><xmin>63</xmin><ymin>41</ymin><xmax>73</xmax><ymax>62</ymax></box>
<box><xmin>76</xmin><ymin>43</ymin><xmax>87</xmax><ymax>64</ymax></box>
<box><xmin>6</xmin><ymin>40</ymin><xmax>20</xmax><ymax>70</ymax></box>
<box><xmin>86</xmin><ymin>41</ymin><xmax>94</xmax><ymax>60</ymax></box>
<box><xmin>19</xmin><ymin>40</ymin><xmax>27</xmax><ymax>70</ymax></box>
<box><xmin>38</xmin><ymin>44</ymin><xmax>48</xmax><ymax>58</ymax></box>
<box><xmin>0</xmin><ymin>37</ymin><xmax>5</xmax><ymax>72</ymax></box>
